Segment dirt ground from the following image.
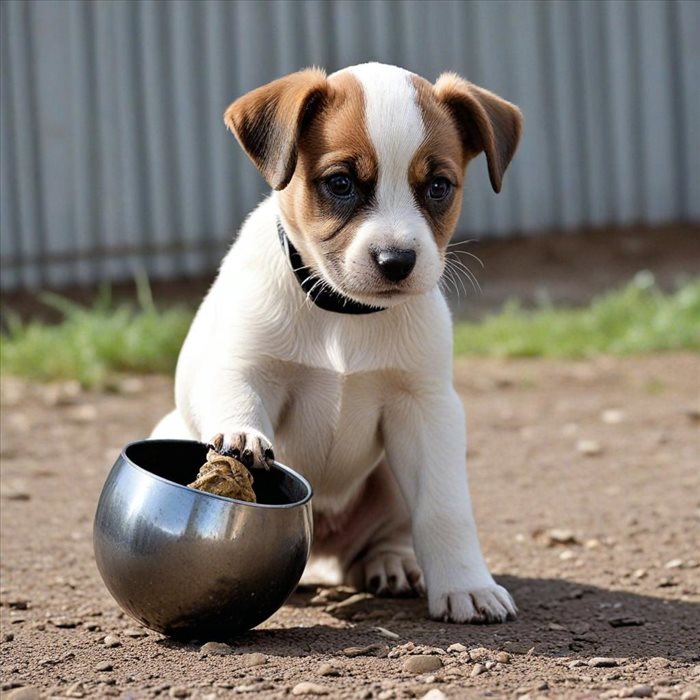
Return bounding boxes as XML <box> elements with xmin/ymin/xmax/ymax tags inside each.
<box><xmin>1</xmin><ymin>354</ymin><xmax>699</xmax><ymax>700</ymax></box>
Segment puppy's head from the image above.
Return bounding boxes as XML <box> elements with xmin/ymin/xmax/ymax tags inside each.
<box><xmin>225</xmin><ymin>63</ymin><xmax>522</xmax><ymax>307</ymax></box>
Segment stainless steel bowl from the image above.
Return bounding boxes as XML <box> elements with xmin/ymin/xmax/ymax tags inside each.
<box><xmin>93</xmin><ymin>439</ymin><xmax>313</xmax><ymax>639</ymax></box>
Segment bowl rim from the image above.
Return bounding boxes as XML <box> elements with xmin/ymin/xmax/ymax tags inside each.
<box><xmin>120</xmin><ymin>439</ymin><xmax>313</xmax><ymax>510</ymax></box>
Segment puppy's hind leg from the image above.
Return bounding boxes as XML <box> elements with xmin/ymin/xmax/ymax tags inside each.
<box><xmin>340</xmin><ymin>461</ymin><xmax>425</xmax><ymax>598</ymax></box>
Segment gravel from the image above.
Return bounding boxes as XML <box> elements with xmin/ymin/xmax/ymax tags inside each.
<box><xmin>470</xmin><ymin>663</ymin><xmax>486</xmax><ymax>677</ymax></box>
<box><xmin>240</xmin><ymin>652</ymin><xmax>267</xmax><ymax>668</ymax></box>
<box><xmin>588</xmin><ymin>657</ymin><xmax>619</xmax><ymax>668</ymax></box>
<box><xmin>291</xmin><ymin>682</ymin><xmax>331</xmax><ymax>696</ymax></box>
<box><xmin>2</xmin><ymin>355</ymin><xmax>699</xmax><ymax>699</ymax></box>
<box><xmin>403</xmin><ymin>655</ymin><xmax>443</xmax><ymax>674</ymax></box>
<box><xmin>199</xmin><ymin>641</ymin><xmax>233</xmax><ymax>656</ymax></box>
<box><xmin>318</xmin><ymin>663</ymin><xmax>341</xmax><ymax>677</ymax></box>
<box><xmin>343</xmin><ymin>644</ymin><xmax>387</xmax><ymax>657</ymax></box>
<box><xmin>102</xmin><ymin>635</ymin><xmax>121</xmax><ymax>648</ymax></box>
<box><xmin>6</xmin><ymin>689</ymin><xmax>41</xmax><ymax>700</ymax></box>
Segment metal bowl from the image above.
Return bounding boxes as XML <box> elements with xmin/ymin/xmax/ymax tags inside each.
<box><xmin>93</xmin><ymin>439</ymin><xmax>313</xmax><ymax>639</ymax></box>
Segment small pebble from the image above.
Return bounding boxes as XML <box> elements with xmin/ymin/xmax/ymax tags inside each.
<box><xmin>471</xmin><ymin>663</ymin><xmax>486</xmax><ymax>677</ymax></box>
<box><xmin>240</xmin><ymin>652</ymin><xmax>267</xmax><ymax>668</ymax></box>
<box><xmin>447</xmin><ymin>643</ymin><xmax>467</xmax><ymax>653</ymax></box>
<box><xmin>291</xmin><ymin>682</ymin><xmax>330</xmax><ymax>696</ymax></box>
<box><xmin>5</xmin><ymin>598</ymin><xmax>29</xmax><ymax>610</ymax></box>
<box><xmin>169</xmin><ymin>688</ymin><xmax>190</xmax><ymax>698</ymax></box>
<box><xmin>608</xmin><ymin>616</ymin><xmax>645</xmax><ymax>627</ymax></box>
<box><xmin>7</xmin><ymin>689</ymin><xmax>41</xmax><ymax>700</ymax></box>
<box><xmin>374</xmin><ymin>626</ymin><xmax>399</xmax><ymax>640</ymax></box>
<box><xmin>403</xmin><ymin>655</ymin><xmax>443</xmax><ymax>674</ymax></box>
<box><xmin>589</xmin><ymin>657</ymin><xmax>618</xmax><ymax>667</ymax></box>
<box><xmin>546</xmin><ymin>529</ymin><xmax>579</xmax><ymax>545</ymax></box>
<box><xmin>123</xmin><ymin>627</ymin><xmax>147</xmax><ymax>638</ymax></box>
<box><xmin>468</xmin><ymin>647</ymin><xmax>491</xmax><ymax>661</ymax></box>
<box><xmin>103</xmin><ymin>634</ymin><xmax>121</xmax><ymax>648</ymax></box>
<box><xmin>601</xmin><ymin>408</ymin><xmax>625</xmax><ymax>424</ymax></box>
<box><xmin>577</xmin><ymin>439</ymin><xmax>603</xmax><ymax>456</ymax></box>
<box><xmin>95</xmin><ymin>661</ymin><xmax>113</xmax><ymax>672</ymax></box>
<box><xmin>318</xmin><ymin>663</ymin><xmax>341</xmax><ymax>677</ymax></box>
<box><xmin>343</xmin><ymin>644</ymin><xmax>387</xmax><ymax>657</ymax></box>
<box><xmin>421</xmin><ymin>691</ymin><xmax>448</xmax><ymax>700</ymax></box>
<box><xmin>2</xmin><ymin>487</ymin><xmax>31</xmax><ymax>501</ymax></box>
<box><xmin>68</xmin><ymin>404</ymin><xmax>98</xmax><ymax>423</ymax></box>
<box><xmin>630</xmin><ymin>685</ymin><xmax>653</xmax><ymax>698</ymax></box>
<box><xmin>51</xmin><ymin>618</ymin><xmax>79</xmax><ymax>629</ymax></box>
<box><xmin>496</xmin><ymin>652</ymin><xmax>511</xmax><ymax>664</ymax></box>
<box><xmin>664</xmin><ymin>558</ymin><xmax>684</xmax><ymax>569</ymax></box>
<box><xmin>200</xmin><ymin>641</ymin><xmax>233</xmax><ymax>656</ymax></box>
<box><xmin>117</xmin><ymin>377</ymin><xmax>145</xmax><ymax>394</ymax></box>
<box><xmin>3</xmin><ymin>632</ymin><xmax>14</xmax><ymax>642</ymax></box>
<box><xmin>66</xmin><ymin>682</ymin><xmax>86</xmax><ymax>698</ymax></box>
<box><xmin>681</xmin><ymin>692</ymin><xmax>698</xmax><ymax>700</ymax></box>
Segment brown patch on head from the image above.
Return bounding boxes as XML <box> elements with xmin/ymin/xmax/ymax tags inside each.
<box><xmin>410</xmin><ymin>76</ymin><xmax>466</xmax><ymax>247</ymax></box>
<box><xmin>432</xmin><ymin>72</ymin><xmax>523</xmax><ymax>194</ymax></box>
<box><xmin>224</xmin><ymin>68</ymin><xmax>328</xmax><ymax>190</ymax></box>
<box><xmin>278</xmin><ymin>71</ymin><xmax>379</xmax><ymax>273</ymax></box>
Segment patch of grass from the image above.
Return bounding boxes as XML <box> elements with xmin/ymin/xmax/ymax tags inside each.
<box><xmin>2</xmin><ymin>273</ymin><xmax>698</xmax><ymax>388</ymax></box>
<box><xmin>454</xmin><ymin>272</ymin><xmax>700</xmax><ymax>358</ymax></box>
<box><xmin>1</xmin><ymin>279</ymin><xmax>194</xmax><ymax>388</ymax></box>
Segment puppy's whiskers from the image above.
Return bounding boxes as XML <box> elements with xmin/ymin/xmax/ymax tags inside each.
<box><xmin>444</xmin><ymin>260</ymin><xmax>467</xmax><ymax>298</ymax></box>
<box><xmin>446</xmin><ymin>240</ymin><xmax>485</xmax><ymax>271</ymax></box>
<box><xmin>444</xmin><ymin>253</ymin><xmax>482</xmax><ymax>295</ymax></box>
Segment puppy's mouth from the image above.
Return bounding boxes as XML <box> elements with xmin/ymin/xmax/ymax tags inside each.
<box><xmin>329</xmin><ymin>279</ymin><xmax>427</xmax><ymax>307</ymax></box>
<box><xmin>308</xmin><ymin>254</ymin><xmax>430</xmax><ymax>308</ymax></box>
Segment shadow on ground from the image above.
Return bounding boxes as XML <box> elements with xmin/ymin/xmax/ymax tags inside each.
<box><xmin>154</xmin><ymin>576</ymin><xmax>699</xmax><ymax>663</ymax></box>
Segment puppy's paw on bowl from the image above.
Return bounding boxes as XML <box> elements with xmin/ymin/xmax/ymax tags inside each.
<box><xmin>429</xmin><ymin>582</ymin><xmax>517</xmax><ymax>624</ymax></box>
<box><xmin>209</xmin><ymin>430</ymin><xmax>275</xmax><ymax>470</ymax></box>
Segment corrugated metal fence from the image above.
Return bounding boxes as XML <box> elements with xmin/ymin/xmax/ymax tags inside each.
<box><xmin>1</xmin><ymin>0</ymin><xmax>698</xmax><ymax>291</ymax></box>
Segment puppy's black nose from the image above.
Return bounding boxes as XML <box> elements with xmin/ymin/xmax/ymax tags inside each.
<box><xmin>372</xmin><ymin>248</ymin><xmax>417</xmax><ymax>283</ymax></box>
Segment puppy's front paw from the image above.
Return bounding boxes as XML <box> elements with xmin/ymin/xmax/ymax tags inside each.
<box><xmin>429</xmin><ymin>581</ymin><xmax>516</xmax><ymax>624</ymax></box>
<box><xmin>208</xmin><ymin>430</ymin><xmax>275</xmax><ymax>470</ymax></box>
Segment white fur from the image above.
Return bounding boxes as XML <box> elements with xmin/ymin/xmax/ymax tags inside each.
<box><xmin>325</xmin><ymin>64</ymin><xmax>444</xmax><ymax>305</ymax></box>
<box><xmin>151</xmin><ymin>63</ymin><xmax>516</xmax><ymax>623</ymax></box>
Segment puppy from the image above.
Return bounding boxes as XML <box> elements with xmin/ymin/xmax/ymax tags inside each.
<box><xmin>152</xmin><ymin>63</ymin><xmax>522</xmax><ymax>623</ymax></box>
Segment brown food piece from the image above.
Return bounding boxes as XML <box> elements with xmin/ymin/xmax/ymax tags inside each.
<box><xmin>187</xmin><ymin>450</ymin><xmax>257</xmax><ymax>503</ymax></box>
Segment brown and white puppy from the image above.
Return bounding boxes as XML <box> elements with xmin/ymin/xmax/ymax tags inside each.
<box><xmin>152</xmin><ymin>63</ymin><xmax>522</xmax><ymax>623</ymax></box>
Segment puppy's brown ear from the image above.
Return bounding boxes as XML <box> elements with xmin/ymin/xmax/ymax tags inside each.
<box><xmin>224</xmin><ymin>68</ymin><xmax>328</xmax><ymax>190</ymax></box>
<box><xmin>434</xmin><ymin>73</ymin><xmax>523</xmax><ymax>193</ymax></box>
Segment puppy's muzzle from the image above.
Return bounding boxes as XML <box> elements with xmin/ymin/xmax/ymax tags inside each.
<box><xmin>372</xmin><ymin>248</ymin><xmax>417</xmax><ymax>283</ymax></box>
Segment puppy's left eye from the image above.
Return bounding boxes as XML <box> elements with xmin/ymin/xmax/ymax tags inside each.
<box><xmin>427</xmin><ymin>177</ymin><xmax>452</xmax><ymax>201</ymax></box>
<box><xmin>325</xmin><ymin>174</ymin><xmax>356</xmax><ymax>199</ymax></box>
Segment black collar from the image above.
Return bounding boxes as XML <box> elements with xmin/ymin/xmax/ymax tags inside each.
<box><xmin>277</xmin><ymin>220</ymin><xmax>386</xmax><ymax>315</ymax></box>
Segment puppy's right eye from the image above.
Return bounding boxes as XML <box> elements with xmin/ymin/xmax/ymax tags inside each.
<box><xmin>325</xmin><ymin>174</ymin><xmax>355</xmax><ymax>199</ymax></box>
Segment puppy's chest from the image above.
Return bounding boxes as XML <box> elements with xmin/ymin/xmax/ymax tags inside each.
<box><xmin>274</xmin><ymin>366</ymin><xmax>387</xmax><ymax>503</ymax></box>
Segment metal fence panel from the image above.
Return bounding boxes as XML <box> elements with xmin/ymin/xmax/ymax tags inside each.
<box><xmin>1</xmin><ymin>0</ymin><xmax>697</xmax><ymax>290</ymax></box>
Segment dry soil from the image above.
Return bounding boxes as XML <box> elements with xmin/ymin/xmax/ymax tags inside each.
<box><xmin>1</xmin><ymin>354</ymin><xmax>699</xmax><ymax>699</ymax></box>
